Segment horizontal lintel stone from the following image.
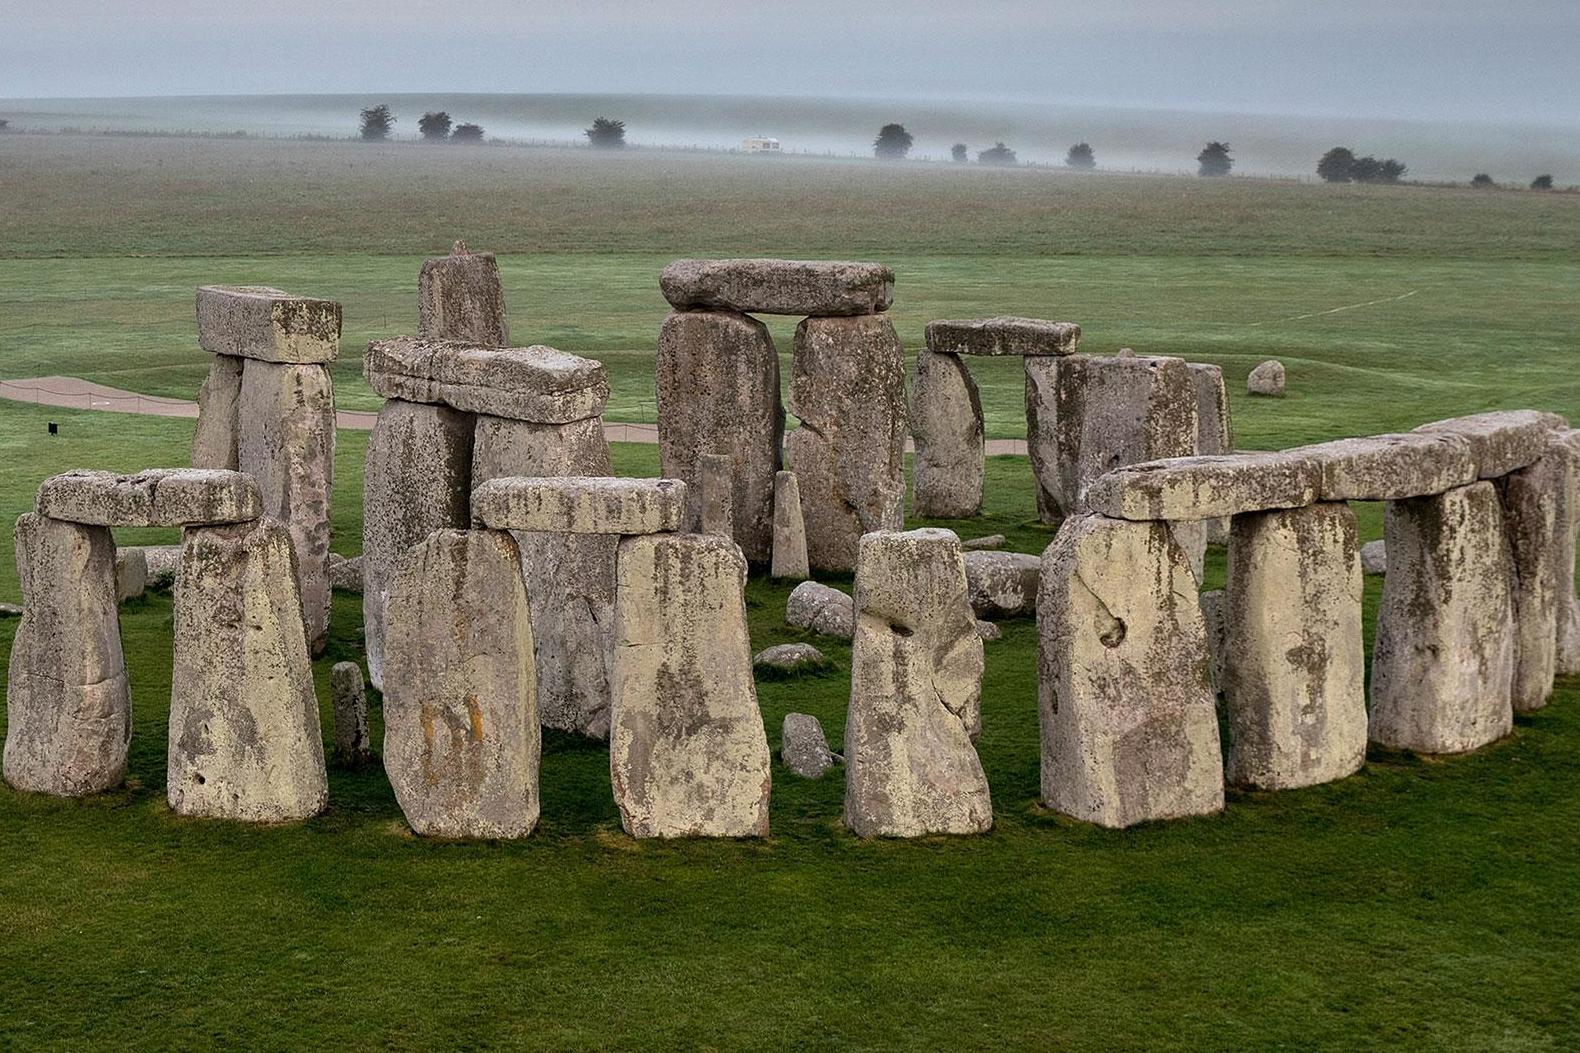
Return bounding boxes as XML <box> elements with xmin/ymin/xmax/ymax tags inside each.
<box><xmin>471</xmin><ymin>476</ymin><xmax>687</xmax><ymax>535</ymax></box>
<box><xmin>1286</xmin><ymin>431</ymin><xmax>1479</xmax><ymax>501</ymax></box>
<box><xmin>1413</xmin><ymin>410</ymin><xmax>1568</xmax><ymax>480</ymax></box>
<box><xmin>923</xmin><ymin>317</ymin><xmax>1081</xmax><ymax>357</ymax></box>
<box><xmin>659</xmin><ymin>258</ymin><xmax>894</xmax><ymax>316</ymax></box>
<box><xmin>365</xmin><ymin>336</ymin><xmax>609</xmax><ymax>424</ymax></box>
<box><xmin>1082</xmin><ymin>451</ymin><xmax>1320</xmax><ymax>522</ymax></box>
<box><xmin>35</xmin><ymin>468</ymin><xmax>262</xmax><ymax>527</ymax></box>
<box><xmin>196</xmin><ymin>285</ymin><xmax>341</xmax><ymax>364</ymax></box>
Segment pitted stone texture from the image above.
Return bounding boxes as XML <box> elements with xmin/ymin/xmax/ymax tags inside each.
<box><xmin>786</xmin><ymin>314</ymin><xmax>907</xmax><ymax>571</ymax></box>
<box><xmin>1191</xmin><ymin>363</ymin><xmax>1233</xmax><ymax>543</ymax></box>
<box><xmin>610</xmin><ymin>533</ymin><xmax>771</xmax><ymax>839</ymax></box>
<box><xmin>418</xmin><ymin>246</ymin><xmax>509</xmax><ymax>346</ymax></box>
<box><xmin>1415</xmin><ymin>410</ymin><xmax>1567</xmax><ymax>480</ymax></box>
<box><xmin>36</xmin><ymin>468</ymin><xmax>262</xmax><ymax>528</ymax></box>
<box><xmin>924</xmin><ymin>317</ymin><xmax>1081</xmax><ymax>357</ymax></box>
<box><xmin>771</xmin><ymin>471</ymin><xmax>810</xmax><ymax>581</ymax></box>
<box><xmin>781</xmin><ymin>713</ymin><xmax>839</xmax><ymax>779</ymax></box>
<box><xmin>786</xmin><ymin>580</ymin><xmax>855</xmax><ymax>638</ymax></box>
<box><xmin>1288</xmin><ymin>432</ymin><xmax>1478</xmax><ymax>502</ymax></box>
<box><xmin>142</xmin><ymin>545</ymin><xmax>181</xmax><ymax>589</ymax></box>
<box><xmin>963</xmin><ymin>550</ymin><xmax>1040</xmax><ymax>619</ymax></box>
<box><xmin>698</xmin><ymin>453</ymin><xmax>735</xmax><ymax>539</ymax></box>
<box><xmin>330</xmin><ymin>662</ymin><xmax>371</xmax><ymax>769</ymax></box>
<box><xmin>473</xmin><ymin>414</ymin><xmax>617</xmax><ymax>738</ymax></box>
<box><xmin>239</xmin><ymin>360</ymin><xmax>334</xmax><ymax>655</ymax></box>
<box><xmin>1370</xmin><ymin>482</ymin><xmax>1515</xmax><ymax>754</ymax></box>
<box><xmin>4</xmin><ymin>514</ymin><xmax>129</xmax><ymax>796</ymax></box>
<box><xmin>472</xmin><ymin>476</ymin><xmax>686</xmax><ymax>536</ymax></box>
<box><xmin>1360</xmin><ymin>540</ymin><xmax>1388</xmax><ymax>575</ymax></box>
<box><xmin>1498</xmin><ymin>446</ymin><xmax>1565</xmax><ymax>712</ymax></box>
<box><xmin>328</xmin><ymin>554</ymin><xmax>363</xmax><ymax>593</ymax></box>
<box><xmin>362</xmin><ymin>399</ymin><xmax>474</xmax><ymax>691</ymax></box>
<box><xmin>754</xmin><ymin>642</ymin><xmax>827</xmax><ymax>674</ymax></box>
<box><xmin>845</xmin><ymin>529</ymin><xmax>990</xmax><ymax>836</ymax></box>
<box><xmin>1037</xmin><ymin>514</ymin><xmax>1224</xmax><ymax>828</ymax></box>
<box><xmin>1247</xmin><ymin>360</ymin><xmax>1285</xmax><ymax>396</ymax></box>
<box><xmin>1222</xmin><ymin>503</ymin><xmax>1366</xmax><ymax>789</ymax></box>
<box><xmin>1556</xmin><ymin>430</ymin><xmax>1580</xmax><ymax>676</ymax></box>
<box><xmin>1084</xmin><ymin>452</ymin><xmax>1321</xmax><ymax>522</ymax></box>
<box><xmin>660</xmin><ymin>258</ymin><xmax>894</xmax><ymax>316</ymax></box>
<box><xmin>384</xmin><ymin>529</ymin><xmax>540</xmax><ymax>839</ymax></box>
<box><xmin>192</xmin><ymin>353</ymin><xmax>244</xmax><ymax>469</ymax></box>
<box><xmin>115</xmin><ymin>546</ymin><xmax>148</xmax><ymax>602</ymax></box>
<box><xmin>1024</xmin><ymin>357</ymin><xmax>1061</xmax><ymax>522</ymax></box>
<box><xmin>168</xmin><ymin>518</ymin><xmax>327</xmax><ymax>822</ymax></box>
<box><xmin>365</xmin><ymin>337</ymin><xmax>609</xmax><ymax>424</ymax></box>
<box><xmin>910</xmin><ymin>350</ymin><xmax>984</xmax><ymax>518</ymax></box>
<box><xmin>196</xmin><ymin>285</ymin><xmax>340</xmax><ymax>364</ymax></box>
<box><xmin>1199</xmin><ymin>589</ymin><xmax>1226</xmax><ymax>692</ymax></box>
<box><xmin>656</xmin><ymin>309</ymin><xmax>783</xmax><ymax>561</ymax></box>
<box><xmin>1172</xmin><ymin>519</ymin><xmax>1208</xmax><ymax>584</ymax></box>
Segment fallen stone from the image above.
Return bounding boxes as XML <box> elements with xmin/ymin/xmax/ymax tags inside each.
<box><xmin>3</xmin><ymin>514</ymin><xmax>129</xmax><ymax>796</ymax></box>
<box><xmin>1116</xmin><ymin>347</ymin><xmax>1138</xmax><ymax>358</ymax></box>
<box><xmin>1287</xmin><ymin>431</ymin><xmax>1478</xmax><ymax>502</ymax></box>
<box><xmin>1199</xmin><ymin>589</ymin><xmax>1225</xmax><ymax>692</ymax></box>
<box><xmin>1038</xmin><ymin>514</ymin><xmax>1224</xmax><ymax>828</ymax></box>
<box><xmin>786</xmin><ymin>580</ymin><xmax>855</xmax><ymax>638</ymax></box>
<box><xmin>471</xmin><ymin>476</ymin><xmax>686</xmax><ymax>535</ymax></box>
<box><xmin>924</xmin><ymin>317</ymin><xmax>1081</xmax><ymax>357</ymax></box>
<box><xmin>141</xmin><ymin>545</ymin><xmax>181</xmax><ymax>589</ymax></box>
<box><xmin>0</xmin><ymin>603</ymin><xmax>22</xmax><ymax>618</ymax></box>
<box><xmin>698</xmin><ymin>453</ymin><xmax>735</xmax><ymax>539</ymax></box>
<box><xmin>1247</xmin><ymin>359</ymin><xmax>1285</xmax><ymax>396</ymax></box>
<box><xmin>770</xmin><ymin>471</ymin><xmax>810</xmax><ymax>580</ymax></box>
<box><xmin>1370</xmin><ymin>481</ymin><xmax>1515</xmax><ymax>754</ymax></box>
<box><xmin>845</xmin><ymin>529</ymin><xmax>991</xmax><ymax>836</ymax></box>
<box><xmin>1360</xmin><ymin>539</ymin><xmax>1387</xmax><ymax>575</ymax></box>
<box><xmin>1498</xmin><ymin>446</ymin><xmax>1565</xmax><ymax>712</ymax></box>
<box><xmin>330</xmin><ymin>661</ymin><xmax>371</xmax><ymax>769</ymax></box>
<box><xmin>114</xmin><ymin>545</ymin><xmax>147</xmax><ymax>602</ymax></box>
<box><xmin>1415</xmin><ymin>409</ymin><xmax>1567</xmax><ymax>480</ymax></box>
<box><xmin>610</xmin><ymin>532</ymin><xmax>771</xmax><ymax>838</ymax></box>
<box><xmin>910</xmin><ymin>350</ymin><xmax>984</xmax><ymax>518</ymax></box>
<box><xmin>418</xmin><ymin>243</ymin><xmax>509</xmax><ymax>346</ymax></box>
<box><xmin>365</xmin><ymin>337</ymin><xmax>609</xmax><ymax>424</ymax></box>
<box><xmin>35</xmin><ymin>468</ymin><xmax>262</xmax><ymax>527</ymax></box>
<box><xmin>753</xmin><ymin>642</ymin><xmax>827</xmax><ymax>674</ymax></box>
<box><xmin>196</xmin><ymin>285</ymin><xmax>340</xmax><ymax>364</ymax></box>
<box><xmin>328</xmin><ymin>554</ymin><xmax>363</xmax><ymax>593</ymax></box>
<box><xmin>191</xmin><ymin>353</ymin><xmax>244</xmax><ymax>470</ymax></box>
<box><xmin>168</xmin><ymin>518</ymin><xmax>327</xmax><ymax>821</ymax></box>
<box><xmin>962</xmin><ymin>534</ymin><xmax>1006</xmax><ymax>550</ymax></box>
<box><xmin>660</xmin><ymin>258</ymin><xmax>894</xmax><ymax>316</ymax></box>
<box><xmin>1083</xmin><ymin>451</ymin><xmax>1321</xmax><ymax>522</ymax></box>
<box><xmin>963</xmin><ymin>550</ymin><xmax>1040</xmax><ymax>619</ymax></box>
<box><xmin>781</xmin><ymin>713</ymin><xmax>839</xmax><ymax>779</ymax></box>
<box><xmin>975</xmin><ymin>619</ymin><xmax>1002</xmax><ymax>642</ymax></box>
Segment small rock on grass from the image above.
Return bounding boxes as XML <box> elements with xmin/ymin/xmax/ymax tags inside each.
<box><xmin>781</xmin><ymin>713</ymin><xmax>840</xmax><ymax>779</ymax></box>
<box><xmin>753</xmin><ymin>642</ymin><xmax>828</xmax><ymax>675</ymax></box>
<box><xmin>1360</xmin><ymin>539</ymin><xmax>1387</xmax><ymax>575</ymax></box>
<box><xmin>962</xmin><ymin>534</ymin><xmax>1006</xmax><ymax>550</ymax></box>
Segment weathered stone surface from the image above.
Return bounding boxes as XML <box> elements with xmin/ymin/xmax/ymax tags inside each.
<box><xmin>168</xmin><ymin>518</ymin><xmax>327</xmax><ymax>821</ymax></box>
<box><xmin>963</xmin><ymin>550</ymin><xmax>1040</xmax><ymax>619</ymax></box>
<box><xmin>417</xmin><ymin>244</ymin><xmax>509</xmax><ymax>346</ymax></box>
<box><xmin>114</xmin><ymin>545</ymin><xmax>147</xmax><ymax>602</ymax></box>
<box><xmin>910</xmin><ymin>350</ymin><xmax>983</xmax><ymax>518</ymax></box>
<box><xmin>384</xmin><ymin>529</ymin><xmax>539</xmax><ymax>838</ymax></box>
<box><xmin>1498</xmin><ymin>446</ymin><xmax>1565</xmax><ymax>712</ymax></box>
<box><xmin>771</xmin><ymin>471</ymin><xmax>809</xmax><ymax>580</ymax></box>
<box><xmin>471</xmin><ymin>476</ymin><xmax>686</xmax><ymax>535</ymax></box>
<box><xmin>35</xmin><ymin>468</ymin><xmax>262</xmax><ymax>527</ymax></box>
<box><xmin>924</xmin><ymin>317</ymin><xmax>1081</xmax><ymax>357</ymax></box>
<box><xmin>845</xmin><ymin>529</ymin><xmax>990</xmax><ymax>836</ymax></box>
<box><xmin>1360</xmin><ymin>539</ymin><xmax>1387</xmax><ymax>575</ymax></box>
<box><xmin>365</xmin><ymin>337</ymin><xmax>609</xmax><ymax>424</ymax></box>
<box><xmin>656</xmin><ymin>309</ymin><xmax>783</xmax><ymax>561</ymax></box>
<box><xmin>1287</xmin><ymin>431</ymin><xmax>1478</xmax><ymax>502</ymax></box>
<box><xmin>330</xmin><ymin>661</ymin><xmax>371</xmax><ymax>769</ymax></box>
<box><xmin>610</xmin><ymin>532</ymin><xmax>771</xmax><ymax>838</ymax></box>
<box><xmin>1190</xmin><ymin>363</ymin><xmax>1233</xmax><ymax>542</ymax></box>
<box><xmin>962</xmin><ymin>534</ymin><xmax>1005</xmax><ymax>550</ymax></box>
<box><xmin>1370</xmin><ymin>482</ymin><xmax>1515</xmax><ymax>754</ymax></box>
<box><xmin>4</xmin><ymin>514</ymin><xmax>129</xmax><ymax>796</ymax></box>
<box><xmin>976</xmin><ymin>619</ymin><xmax>1002</xmax><ymax>642</ymax></box>
<box><xmin>328</xmin><ymin>553</ymin><xmax>363</xmax><ymax>593</ymax></box>
<box><xmin>1555</xmin><ymin>430</ymin><xmax>1580</xmax><ymax>676</ymax></box>
<box><xmin>1172</xmin><ymin>519</ymin><xmax>1208</xmax><ymax>584</ymax></box>
<box><xmin>362</xmin><ymin>399</ymin><xmax>474</xmax><ymax>691</ymax></box>
<box><xmin>473</xmin><ymin>414</ymin><xmax>617</xmax><ymax>738</ymax></box>
<box><xmin>698</xmin><ymin>453</ymin><xmax>735</xmax><ymax>539</ymax></box>
<box><xmin>787</xmin><ymin>315</ymin><xmax>907</xmax><ymax>571</ymax></box>
<box><xmin>1199</xmin><ymin>588</ymin><xmax>1225</xmax><ymax>691</ymax></box>
<box><xmin>786</xmin><ymin>580</ymin><xmax>855</xmax><ymax>638</ymax></box>
<box><xmin>1222</xmin><ymin>503</ymin><xmax>1367</xmax><ymax>789</ymax></box>
<box><xmin>781</xmin><ymin>713</ymin><xmax>839</xmax><ymax>779</ymax></box>
<box><xmin>239</xmin><ymin>360</ymin><xmax>334</xmax><ymax>655</ymax></box>
<box><xmin>1415</xmin><ymin>410</ymin><xmax>1567</xmax><ymax>480</ymax></box>
<box><xmin>754</xmin><ymin>642</ymin><xmax>827</xmax><ymax>674</ymax></box>
<box><xmin>1084</xmin><ymin>452</ymin><xmax>1321</xmax><ymax>522</ymax></box>
<box><xmin>196</xmin><ymin>285</ymin><xmax>340</xmax><ymax>364</ymax></box>
<box><xmin>191</xmin><ymin>353</ymin><xmax>243</xmax><ymax>470</ymax></box>
<box><xmin>141</xmin><ymin>545</ymin><xmax>181</xmax><ymax>588</ymax></box>
<box><xmin>1023</xmin><ymin>357</ymin><xmax>1061</xmax><ymax>522</ymax></box>
<box><xmin>660</xmin><ymin>258</ymin><xmax>894</xmax><ymax>316</ymax></box>
<box><xmin>1037</xmin><ymin>514</ymin><xmax>1224</xmax><ymax>828</ymax></box>
<box><xmin>1247</xmin><ymin>359</ymin><xmax>1285</xmax><ymax>396</ymax></box>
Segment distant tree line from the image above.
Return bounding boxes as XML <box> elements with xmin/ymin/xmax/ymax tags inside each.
<box><xmin>360</xmin><ymin>105</ymin><xmax>486</xmax><ymax>144</ymax></box>
<box><xmin>1317</xmin><ymin>147</ymin><xmax>1406</xmax><ymax>184</ymax></box>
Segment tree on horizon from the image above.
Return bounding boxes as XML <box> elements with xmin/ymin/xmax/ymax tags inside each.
<box><xmin>874</xmin><ymin>123</ymin><xmax>913</xmax><ymax>160</ymax></box>
<box><xmin>951</xmin><ymin>142</ymin><xmax>968</xmax><ymax>163</ymax></box>
<box><xmin>1317</xmin><ymin>146</ymin><xmax>1356</xmax><ymax>183</ymax></box>
<box><xmin>979</xmin><ymin>142</ymin><xmax>1017</xmax><ymax>166</ymax></box>
<box><xmin>1066</xmin><ymin>142</ymin><xmax>1096</xmax><ymax>169</ymax></box>
<box><xmin>1471</xmin><ymin>173</ymin><xmax>1496</xmax><ymax>187</ymax></box>
<box><xmin>586</xmin><ymin>117</ymin><xmax>626</xmax><ymax>149</ymax></box>
<box><xmin>451</xmin><ymin>123</ymin><xmax>484</xmax><ymax>143</ymax></box>
<box><xmin>1198</xmin><ymin>141</ymin><xmax>1233</xmax><ymax>177</ymax></box>
<box><xmin>1532</xmin><ymin>174</ymin><xmax>1554</xmax><ymax>190</ymax></box>
<box><xmin>359</xmin><ymin>104</ymin><xmax>395</xmax><ymax>142</ymax></box>
<box><xmin>418</xmin><ymin>111</ymin><xmax>452</xmax><ymax>141</ymax></box>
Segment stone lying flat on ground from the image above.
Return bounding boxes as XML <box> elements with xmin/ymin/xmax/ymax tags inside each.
<box><xmin>963</xmin><ymin>550</ymin><xmax>1041</xmax><ymax>619</ymax></box>
<box><xmin>115</xmin><ymin>546</ymin><xmax>147</xmax><ymax>602</ymax></box>
<box><xmin>771</xmin><ymin>471</ymin><xmax>810</xmax><ymax>580</ymax></box>
<box><xmin>141</xmin><ymin>545</ymin><xmax>181</xmax><ymax>588</ymax></box>
<box><xmin>910</xmin><ymin>349</ymin><xmax>984</xmax><ymax>519</ymax></box>
<box><xmin>962</xmin><ymin>534</ymin><xmax>1005</xmax><ymax>550</ymax></box>
<box><xmin>418</xmin><ymin>243</ymin><xmax>509</xmax><ymax>346</ymax></box>
<box><xmin>35</xmin><ymin>468</ymin><xmax>262</xmax><ymax>527</ymax></box>
<box><xmin>976</xmin><ymin>620</ymin><xmax>1002</xmax><ymax>642</ymax></box>
<box><xmin>330</xmin><ymin>661</ymin><xmax>371</xmax><ymax>769</ymax></box>
<box><xmin>328</xmin><ymin>554</ymin><xmax>363</xmax><ymax>593</ymax></box>
<box><xmin>196</xmin><ymin>285</ymin><xmax>341</xmax><ymax>364</ymax></box>
<box><xmin>365</xmin><ymin>337</ymin><xmax>609</xmax><ymax>424</ymax></box>
<box><xmin>471</xmin><ymin>476</ymin><xmax>686</xmax><ymax>535</ymax></box>
<box><xmin>1498</xmin><ymin>447</ymin><xmax>1565</xmax><ymax>712</ymax></box>
<box><xmin>1247</xmin><ymin>360</ymin><xmax>1285</xmax><ymax>396</ymax></box>
<box><xmin>923</xmin><ymin>317</ymin><xmax>1081</xmax><ymax>357</ymax></box>
<box><xmin>1083</xmin><ymin>451</ymin><xmax>1321</xmax><ymax>522</ymax></box>
<box><xmin>659</xmin><ymin>258</ymin><xmax>894</xmax><ymax>316</ymax></box>
<box><xmin>1360</xmin><ymin>539</ymin><xmax>1387</xmax><ymax>574</ymax></box>
<box><xmin>754</xmin><ymin>642</ymin><xmax>827</xmax><ymax>674</ymax></box>
<box><xmin>0</xmin><ymin>603</ymin><xmax>21</xmax><ymax>618</ymax></box>
<box><xmin>4</xmin><ymin>514</ymin><xmax>129</xmax><ymax>796</ymax></box>
<box><xmin>1415</xmin><ymin>409</ymin><xmax>1567</xmax><ymax>480</ymax></box>
<box><xmin>191</xmin><ymin>353</ymin><xmax>244</xmax><ymax>470</ymax></box>
<box><xmin>786</xmin><ymin>580</ymin><xmax>855</xmax><ymax>638</ymax></box>
<box><xmin>781</xmin><ymin>713</ymin><xmax>839</xmax><ymax>779</ymax></box>
<box><xmin>1287</xmin><ymin>431</ymin><xmax>1477</xmax><ymax>502</ymax></box>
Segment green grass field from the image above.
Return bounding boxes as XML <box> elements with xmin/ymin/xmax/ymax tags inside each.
<box><xmin>2</xmin><ymin>133</ymin><xmax>1579</xmax><ymax>1050</ymax></box>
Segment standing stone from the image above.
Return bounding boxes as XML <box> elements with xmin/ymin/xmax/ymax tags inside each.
<box><xmin>610</xmin><ymin>533</ymin><xmax>771</xmax><ymax>838</ymax></box>
<box><xmin>656</xmin><ymin>309</ymin><xmax>783</xmax><ymax>562</ymax></box>
<box><xmin>1555</xmin><ymin>431</ymin><xmax>1580</xmax><ymax>675</ymax></box>
<box><xmin>1190</xmin><ymin>363</ymin><xmax>1233</xmax><ymax>543</ymax></box>
<box><xmin>1371</xmin><ymin>482</ymin><xmax>1515</xmax><ymax>753</ymax></box>
<box><xmin>1199</xmin><ymin>589</ymin><xmax>1226</xmax><ymax>692</ymax></box>
<box><xmin>383</xmin><ymin>529</ymin><xmax>539</xmax><ymax>839</ymax></box>
<box><xmin>115</xmin><ymin>545</ymin><xmax>148</xmax><ymax>602</ymax></box>
<box><xmin>1248</xmin><ymin>360</ymin><xmax>1286</xmax><ymax>397</ymax></box>
<box><xmin>362</xmin><ymin>398</ymin><xmax>475</xmax><ymax>691</ymax></box>
<box><xmin>473</xmin><ymin>414</ymin><xmax>616</xmax><ymax>738</ymax></box>
<box><xmin>238</xmin><ymin>359</ymin><xmax>335</xmax><ymax>655</ymax></box>
<box><xmin>1498</xmin><ymin>446</ymin><xmax>1565</xmax><ymax>712</ymax></box>
<box><xmin>330</xmin><ymin>662</ymin><xmax>371</xmax><ymax>768</ymax></box>
<box><xmin>191</xmin><ymin>354</ymin><xmax>244</xmax><ymax>470</ymax></box>
<box><xmin>4</xmin><ymin>514</ymin><xmax>129</xmax><ymax>796</ymax></box>
<box><xmin>786</xmin><ymin>315</ymin><xmax>907</xmax><ymax>572</ymax></box>
<box><xmin>771</xmin><ymin>471</ymin><xmax>809</xmax><ymax>580</ymax></box>
<box><xmin>418</xmin><ymin>242</ymin><xmax>509</xmax><ymax>346</ymax></box>
<box><xmin>1222</xmin><ymin>503</ymin><xmax>1366</xmax><ymax>789</ymax></box>
<box><xmin>1024</xmin><ymin>357</ymin><xmax>1061</xmax><ymax>522</ymax></box>
<box><xmin>845</xmin><ymin>529</ymin><xmax>990</xmax><ymax>836</ymax></box>
<box><xmin>781</xmin><ymin>713</ymin><xmax>839</xmax><ymax>779</ymax></box>
<box><xmin>910</xmin><ymin>349</ymin><xmax>984</xmax><ymax>518</ymax></box>
<box><xmin>698</xmin><ymin>452</ymin><xmax>735</xmax><ymax>539</ymax></box>
<box><xmin>1037</xmin><ymin>514</ymin><xmax>1224</xmax><ymax>828</ymax></box>
<box><xmin>168</xmin><ymin>518</ymin><xmax>327</xmax><ymax>822</ymax></box>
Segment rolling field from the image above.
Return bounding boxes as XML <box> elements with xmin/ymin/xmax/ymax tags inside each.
<box><xmin>2</xmin><ymin>132</ymin><xmax>1579</xmax><ymax>1049</ymax></box>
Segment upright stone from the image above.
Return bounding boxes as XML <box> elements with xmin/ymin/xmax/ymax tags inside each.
<box><xmin>330</xmin><ymin>662</ymin><xmax>371</xmax><ymax>769</ymax></box>
<box><xmin>1023</xmin><ymin>357</ymin><xmax>1061</xmax><ymax>522</ymax></box>
<box><xmin>383</xmin><ymin>529</ymin><xmax>539</xmax><ymax>839</ymax></box>
<box><xmin>786</xmin><ymin>315</ymin><xmax>907</xmax><ymax>572</ymax></box>
<box><xmin>1222</xmin><ymin>503</ymin><xmax>1366</xmax><ymax>789</ymax></box>
<box><xmin>1556</xmin><ymin>430</ymin><xmax>1580</xmax><ymax>675</ymax></box>
<box><xmin>770</xmin><ymin>470</ymin><xmax>809</xmax><ymax>580</ymax></box>
<box><xmin>910</xmin><ymin>349</ymin><xmax>984</xmax><ymax>518</ymax></box>
<box><xmin>1037</xmin><ymin>514</ymin><xmax>1224</xmax><ymax>828</ymax></box>
<box><xmin>1371</xmin><ymin>482</ymin><xmax>1515</xmax><ymax>753</ymax></box>
<box><xmin>115</xmin><ymin>545</ymin><xmax>148</xmax><ymax>602</ymax></box>
<box><xmin>168</xmin><ymin>518</ymin><xmax>327</xmax><ymax>821</ymax></box>
<box><xmin>1190</xmin><ymin>363</ymin><xmax>1232</xmax><ymax>543</ymax></box>
<box><xmin>191</xmin><ymin>354</ymin><xmax>244</xmax><ymax>469</ymax></box>
<box><xmin>698</xmin><ymin>453</ymin><xmax>735</xmax><ymax>539</ymax></box>
<box><xmin>418</xmin><ymin>242</ymin><xmax>509</xmax><ymax>346</ymax></box>
<box><xmin>3</xmin><ymin>514</ymin><xmax>129</xmax><ymax>796</ymax></box>
<box><xmin>610</xmin><ymin>533</ymin><xmax>771</xmax><ymax>838</ymax></box>
<box><xmin>1498</xmin><ymin>444</ymin><xmax>1565</xmax><ymax>712</ymax></box>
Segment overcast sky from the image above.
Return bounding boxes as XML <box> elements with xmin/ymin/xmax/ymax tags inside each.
<box><xmin>4</xmin><ymin>0</ymin><xmax>1576</xmax><ymax>125</ymax></box>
